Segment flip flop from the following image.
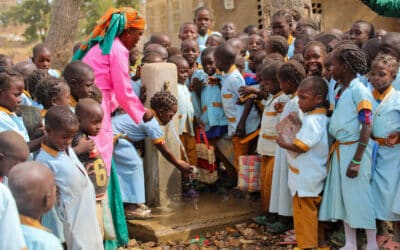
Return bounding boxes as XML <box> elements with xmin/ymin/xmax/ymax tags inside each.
<box><xmin>252</xmin><ymin>215</ymin><xmax>269</xmax><ymax>226</ymax></box>
<box><xmin>383</xmin><ymin>240</ymin><xmax>400</xmax><ymax>250</ymax></box>
<box><xmin>277</xmin><ymin>234</ymin><xmax>297</xmax><ymax>245</ymax></box>
<box><xmin>329</xmin><ymin>230</ymin><xmax>345</xmax><ymax>246</ymax></box>
<box><xmin>377</xmin><ymin>234</ymin><xmax>392</xmax><ymax>247</ymax></box>
<box><xmin>266</xmin><ymin>221</ymin><xmax>292</xmax><ymax>234</ymax></box>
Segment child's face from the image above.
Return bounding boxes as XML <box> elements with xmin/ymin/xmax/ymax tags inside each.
<box><xmin>202</xmin><ymin>56</ymin><xmax>216</xmax><ymax>76</ymax></box>
<box><xmin>176</xmin><ymin>61</ymin><xmax>190</xmax><ymax>84</ymax></box>
<box><xmin>205</xmin><ymin>36</ymin><xmax>220</xmax><ymax>48</ymax></box>
<box><xmin>304</xmin><ymin>45</ymin><xmax>325</xmax><ymax>76</ymax></box>
<box><xmin>179</xmin><ymin>25</ymin><xmax>198</xmax><ymax>41</ymax></box>
<box><xmin>331</xmin><ymin>56</ymin><xmax>346</xmax><ymax>83</ymax></box>
<box><xmin>272</xmin><ymin>17</ymin><xmax>291</xmax><ymax>38</ymax></box>
<box><xmin>380</xmin><ymin>36</ymin><xmax>400</xmax><ymax>60</ymax></box>
<box><xmin>260</xmin><ymin>79</ymin><xmax>272</xmax><ymax>97</ymax></box>
<box><xmin>221</xmin><ymin>23</ymin><xmax>236</xmax><ymax>40</ymax></box>
<box><xmin>33</xmin><ymin>49</ymin><xmax>51</xmax><ymax>70</ymax></box>
<box><xmin>71</xmin><ymin>71</ymin><xmax>94</xmax><ymax>100</ymax></box>
<box><xmin>323</xmin><ymin>57</ymin><xmax>333</xmax><ymax>81</ymax></box>
<box><xmin>46</xmin><ymin>124</ymin><xmax>78</xmax><ymax>152</ymax></box>
<box><xmin>195</xmin><ymin>10</ymin><xmax>211</xmax><ymax>36</ymax></box>
<box><xmin>157</xmin><ymin>104</ymin><xmax>177</xmax><ymax>125</ymax></box>
<box><xmin>247</xmin><ymin>35</ymin><xmax>263</xmax><ymax>54</ymax></box>
<box><xmin>53</xmin><ymin>84</ymin><xmax>70</xmax><ymax>107</ymax></box>
<box><xmin>0</xmin><ymin>78</ymin><xmax>24</xmax><ymax>111</ymax></box>
<box><xmin>298</xmin><ymin>86</ymin><xmax>321</xmax><ymax>113</ymax></box>
<box><xmin>294</xmin><ymin>39</ymin><xmax>304</xmax><ymax>55</ymax></box>
<box><xmin>349</xmin><ymin>23</ymin><xmax>369</xmax><ymax>47</ymax></box>
<box><xmin>369</xmin><ymin>61</ymin><xmax>395</xmax><ymax>93</ymax></box>
<box><xmin>80</xmin><ymin>109</ymin><xmax>104</xmax><ymax>136</ymax></box>
<box><xmin>181</xmin><ymin>42</ymin><xmax>199</xmax><ymax>65</ymax></box>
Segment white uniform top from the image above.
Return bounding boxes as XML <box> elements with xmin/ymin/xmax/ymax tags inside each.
<box><xmin>177</xmin><ymin>83</ymin><xmax>195</xmax><ymax>136</ymax></box>
<box><xmin>288</xmin><ymin>108</ymin><xmax>329</xmax><ymax>197</ymax></box>
<box><xmin>0</xmin><ymin>183</ymin><xmax>26</xmax><ymax>250</ymax></box>
<box><xmin>220</xmin><ymin>65</ymin><xmax>260</xmax><ymax>136</ymax></box>
<box><xmin>257</xmin><ymin>91</ymin><xmax>290</xmax><ymax>156</ymax></box>
<box><xmin>20</xmin><ymin>215</ymin><xmax>62</xmax><ymax>250</ymax></box>
<box><xmin>0</xmin><ymin>106</ymin><xmax>29</xmax><ymax>142</ymax></box>
<box><xmin>36</xmin><ymin>144</ymin><xmax>103</xmax><ymax>250</ymax></box>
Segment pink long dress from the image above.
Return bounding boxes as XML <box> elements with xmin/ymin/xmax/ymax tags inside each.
<box><xmin>83</xmin><ymin>37</ymin><xmax>145</xmax><ymax>175</ymax></box>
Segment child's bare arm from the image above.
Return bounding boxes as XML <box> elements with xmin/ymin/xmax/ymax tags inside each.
<box><xmin>27</xmin><ymin>135</ymin><xmax>46</xmax><ymax>152</ymax></box>
<box><xmin>276</xmin><ymin>133</ymin><xmax>306</xmax><ymax>153</ymax></box>
<box><xmin>238</xmin><ymin>86</ymin><xmax>259</xmax><ymax>97</ymax></box>
<box><xmin>235</xmin><ymin>99</ymin><xmax>254</xmax><ymax>137</ymax></box>
<box><xmin>346</xmin><ymin>123</ymin><xmax>371</xmax><ymax>178</ymax></box>
<box><xmin>155</xmin><ymin>143</ymin><xmax>193</xmax><ymax>173</ymax></box>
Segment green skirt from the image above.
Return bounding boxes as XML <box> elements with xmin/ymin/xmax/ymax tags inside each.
<box><xmin>104</xmin><ymin>159</ymin><xmax>129</xmax><ymax>249</ymax></box>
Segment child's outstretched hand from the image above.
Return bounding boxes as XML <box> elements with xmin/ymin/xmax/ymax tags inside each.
<box><xmin>346</xmin><ymin>162</ymin><xmax>360</xmax><ymax>178</ymax></box>
<box><xmin>386</xmin><ymin>132</ymin><xmax>400</xmax><ymax>147</ymax></box>
<box><xmin>74</xmin><ymin>137</ymin><xmax>95</xmax><ymax>155</ymax></box>
<box><xmin>191</xmin><ymin>77</ymin><xmax>205</xmax><ymax>96</ymax></box>
<box><xmin>177</xmin><ymin>160</ymin><xmax>194</xmax><ymax>173</ymax></box>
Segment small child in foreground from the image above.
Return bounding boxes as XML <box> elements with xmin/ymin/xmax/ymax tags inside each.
<box><xmin>8</xmin><ymin>161</ymin><xmax>62</xmax><ymax>249</ymax></box>
<box><xmin>36</xmin><ymin>106</ymin><xmax>103</xmax><ymax>250</ymax></box>
<box><xmin>277</xmin><ymin>76</ymin><xmax>329</xmax><ymax>250</ymax></box>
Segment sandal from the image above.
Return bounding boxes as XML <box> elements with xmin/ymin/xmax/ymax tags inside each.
<box><xmin>277</xmin><ymin>234</ymin><xmax>297</xmax><ymax>245</ymax></box>
<box><xmin>252</xmin><ymin>215</ymin><xmax>269</xmax><ymax>226</ymax></box>
<box><xmin>383</xmin><ymin>240</ymin><xmax>400</xmax><ymax>250</ymax></box>
<box><xmin>329</xmin><ymin>230</ymin><xmax>345</xmax><ymax>246</ymax></box>
<box><xmin>125</xmin><ymin>206</ymin><xmax>153</xmax><ymax>220</ymax></box>
<box><xmin>266</xmin><ymin>221</ymin><xmax>292</xmax><ymax>234</ymax></box>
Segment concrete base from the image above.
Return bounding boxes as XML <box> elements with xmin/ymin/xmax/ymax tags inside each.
<box><xmin>127</xmin><ymin>193</ymin><xmax>262</xmax><ymax>242</ymax></box>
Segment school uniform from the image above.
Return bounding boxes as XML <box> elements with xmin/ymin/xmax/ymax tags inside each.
<box><xmin>20</xmin><ymin>215</ymin><xmax>62</xmax><ymax>250</ymax></box>
<box><xmin>69</xmin><ymin>95</ymin><xmax>78</xmax><ymax>113</ymax></box>
<box><xmin>112</xmin><ymin>113</ymin><xmax>164</xmax><ymax>204</ymax></box>
<box><xmin>370</xmin><ymin>86</ymin><xmax>400</xmax><ymax>221</ymax></box>
<box><xmin>177</xmin><ymin>83</ymin><xmax>197</xmax><ymax>166</ymax></box>
<box><xmin>257</xmin><ymin>91</ymin><xmax>289</xmax><ymax>211</ymax></box>
<box><xmin>220</xmin><ymin>65</ymin><xmax>260</xmax><ymax>171</ymax></box>
<box><xmin>131</xmin><ymin>79</ymin><xmax>141</xmax><ymax>98</ymax></box>
<box><xmin>0</xmin><ymin>183</ymin><xmax>26</xmax><ymax>250</ymax></box>
<box><xmin>392</xmin><ymin>67</ymin><xmax>400</xmax><ymax>90</ymax></box>
<box><xmin>287</xmin><ymin>35</ymin><xmax>295</xmax><ymax>58</ymax></box>
<box><xmin>36</xmin><ymin>144</ymin><xmax>103</xmax><ymax>250</ymax></box>
<box><xmin>21</xmin><ymin>91</ymin><xmax>43</xmax><ymax>109</ymax></box>
<box><xmin>289</xmin><ymin>108</ymin><xmax>329</xmax><ymax>249</ymax></box>
<box><xmin>319</xmin><ymin>77</ymin><xmax>376</xmax><ymax>230</ymax></box>
<box><xmin>269</xmin><ymin>94</ymin><xmax>302</xmax><ymax>216</ymax></box>
<box><xmin>0</xmin><ymin>106</ymin><xmax>30</xmax><ymax>142</ymax></box>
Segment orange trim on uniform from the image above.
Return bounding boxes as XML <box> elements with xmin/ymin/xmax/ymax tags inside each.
<box><xmin>265</xmin><ymin>111</ymin><xmax>277</xmax><ymax>116</ymax></box>
<box><xmin>40</xmin><ymin>143</ymin><xmax>59</xmax><ymax>158</ymax></box>
<box><xmin>240</xmin><ymin>128</ymin><xmax>260</xmax><ymax>144</ymax></box>
<box><xmin>212</xmin><ymin>102</ymin><xmax>222</xmax><ymax>108</ymax></box>
<box><xmin>287</xmin><ymin>34</ymin><xmax>294</xmax><ymax>46</ymax></box>
<box><xmin>152</xmin><ymin>137</ymin><xmax>165</xmax><ymax>145</ymax></box>
<box><xmin>307</xmin><ymin>107</ymin><xmax>327</xmax><ymax>115</ymax></box>
<box><xmin>289</xmin><ymin>164</ymin><xmax>299</xmax><ymax>174</ymax></box>
<box><xmin>372</xmin><ymin>86</ymin><xmax>393</xmax><ymax>102</ymax></box>
<box><xmin>227</xmin><ymin>117</ymin><xmax>236</xmax><ymax>122</ymax></box>
<box><xmin>0</xmin><ymin>106</ymin><xmax>13</xmax><ymax>115</ymax></box>
<box><xmin>20</xmin><ymin>215</ymin><xmax>49</xmax><ymax>231</ymax></box>
<box><xmin>40</xmin><ymin>109</ymin><xmax>47</xmax><ymax>118</ymax></box>
<box><xmin>262</xmin><ymin>134</ymin><xmax>277</xmax><ymax>140</ymax></box>
<box><xmin>293</xmin><ymin>138</ymin><xmax>310</xmax><ymax>152</ymax></box>
<box><xmin>23</xmin><ymin>89</ymin><xmax>31</xmax><ymax>98</ymax></box>
<box><xmin>239</xmin><ymin>94</ymin><xmax>257</xmax><ymax>103</ymax></box>
<box><xmin>69</xmin><ymin>95</ymin><xmax>78</xmax><ymax>107</ymax></box>
<box><xmin>272</xmin><ymin>91</ymin><xmax>284</xmax><ymax>99</ymax></box>
<box><xmin>224</xmin><ymin>65</ymin><xmax>237</xmax><ymax>75</ymax></box>
<box><xmin>201</xmin><ymin>106</ymin><xmax>207</xmax><ymax>113</ymax></box>
<box><xmin>357</xmin><ymin>100</ymin><xmax>372</xmax><ymax>112</ymax></box>
<box><xmin>222</xmin><ymin>93</ymin><xmax>233</xmax><ymax>99</ymax></box>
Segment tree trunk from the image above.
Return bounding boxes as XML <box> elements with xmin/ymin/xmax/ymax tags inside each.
<box><xmin>261</xmin><ymin>0</ymin><xmax>314</xmax><ymax>28</ymax></box>
<box><xmin>45</xmin><ymin>0</ymin><xmax>82</xmax><ymax>70</ymax></box>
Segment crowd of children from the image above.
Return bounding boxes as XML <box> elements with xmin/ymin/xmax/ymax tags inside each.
<box><xmin>0</xmin><ymin>4</ymin><xmax>400</xmax><ymax>250</ymax></box>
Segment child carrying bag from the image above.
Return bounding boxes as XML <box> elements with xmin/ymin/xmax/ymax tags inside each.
<box><xmin>196</xmin><ymin>128</ymin><xmax>218</xmax><ymax>184</ymax></box>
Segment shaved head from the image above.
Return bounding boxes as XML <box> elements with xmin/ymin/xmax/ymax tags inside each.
<box><xmin>0</xmin><ymin>131</ymin><xmax>29</xmax><ymax>177</ymax></box>
<box><xmin>8</xmin><ymin>161</ymin><xmax>56</xmax><ymax>218</ymax></box>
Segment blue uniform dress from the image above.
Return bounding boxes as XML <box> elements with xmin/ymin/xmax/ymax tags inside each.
<box><xmin>370</xmin><ymin>87</ymin><xmax>400</xmax><ymax>221</ymax></box>
<box><xmin>36</xmin><ymin>144</ymin><xmax>104</xmax><ymax>250</ymax></box>
<box><xmin>112</xmin><ymin>114</ymin><xmax>164</xmax><ymax>204</ymax></box>
<box><xmin>0</xmin><ymin>106</ymin><xmax>30</xmax><ymax>142</ymax></box>
<box><xmin>220</xmin><ymin>65</ymin><xmax>260</xmax><ymax>137</ymax></box>
<box><xmin>20</xmin><ymin>215</ymin><xmax>62</xmax><ymax>250</ymax></box>
<box><xmin>0</xmin><ymin>183</ymin><xmax>26</xmax><ymax>250</ymax></box>
<box><xmin>392</xmin><ymin>67</ymin><xmax>400</xmax><ymax>90</ymax></box>
<box><xmin>269</xmin><ymin>94</ymin><xmax>303</xmax><ymax>216</ymax></box>
<box><xmin>319</xmin><ymin>77</ymin><xmax>376</xmax><ymax>230</ymax></box>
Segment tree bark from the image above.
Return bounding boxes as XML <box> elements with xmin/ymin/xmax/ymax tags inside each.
<box><xmin>45</xmin><ymin>0</ymin><xmax>82</xmax><ymax>70</ymax></box>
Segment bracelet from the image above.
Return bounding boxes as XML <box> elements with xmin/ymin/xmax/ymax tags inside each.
<box><xmin>358</xmin><ymin>141</ymin><xmax>368</xmax><ymax>147</ymax></box>
<box><xmin>351</xmin><ymin>159</ymin><xmax>361</xmax><ymax>165</ymax></box>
